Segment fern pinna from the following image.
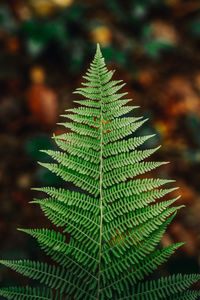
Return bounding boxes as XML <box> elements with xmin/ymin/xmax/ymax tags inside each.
<box><xmin>0</xmin><ymin>44</ymin><xmax>199</xmax><ymax>300</ymax></box>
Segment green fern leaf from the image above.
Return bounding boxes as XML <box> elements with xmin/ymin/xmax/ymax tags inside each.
<box><xmin>0</xmin><ymin>286</ymin><xmax>61</xmax><ymax>300</ymax></box>
<box><xmin>0</xmin><ymin>44</ymin><xmax>199</xmax><ymax>300</ymax></box>
<box><xmin>120</xmin><ymin>274</ymin><xmax>200</xmax><ymax>299</ymax></box>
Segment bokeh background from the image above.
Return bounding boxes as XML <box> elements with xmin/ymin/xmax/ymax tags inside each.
<box><xmin>0</xmin><ymin>0</ymin><xmax>200</xmax><ymax>294</ymax></box>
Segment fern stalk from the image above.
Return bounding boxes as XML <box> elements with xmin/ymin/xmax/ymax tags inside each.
<box><xmin>97</xmin><ymin>45</ymin><xmax>104</xmax><ymax>300</ymax></box>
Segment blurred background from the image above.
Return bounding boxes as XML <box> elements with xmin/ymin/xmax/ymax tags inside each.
<box><xmin>0</xmin><ymin>0</ymin><xmax>200</xmax><ymax>294</ymax></box>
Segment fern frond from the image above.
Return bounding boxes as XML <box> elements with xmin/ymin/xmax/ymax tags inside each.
<box><xmin>102</xmin><ymin>207</ymin><xmax>182</xmax><ymax>263</ymax></box>
<box><xmin>103</xmin><ymin>198</ymin><xmax>182</xmax><ymax>239</ymax></box>
<box><xmin>60</xmin><ymin>113</ymin><xmax>101</xmax><ymax>127</ymax></box>
<box><xmin>31</xmin><ymin>187</ymin><xmax>99</xmax><ymax>212</ymax></box>
<box><xmin>66</xmin><ymin>106</ymin><xmax>101</xmax><ymax>118</ymax></box>
<box><xmin>102</xmin><ymin>116</ymin><xmax>143</xmax><ymax>131</ymax></box>
<box><xmin>0</xmin><ymin>286</ymin><xmax>58</xmax><ymax>300</ymax></box>
<box><xmin>57</xmin><ymin>122</ymin><xmax>100</xmax><ymax>138</ymax></box>
<box><xmin>81</xmin><ymin>78</ymin><xmax>121</xmax><ymax>88</ymax></box>
<box><xmin>31</xmin><ymin>199</ymin><xmax>99</xmax><ymax>243</ymax></box>
<box><xmin>119</xmin><ymin>274</ymin><xmax>200</xmax><ymax>299</ymax></box>
<box><xmin>103</xmin><ymin>161</ymin><xmax>169</xmax><ymax>188</ymax></box>
<box><xmin>53</xmin><ymin>138</ymin><xmax>100</xmax><ymax>163</ymax></box>
<box><xmin>103</xmin><ymin>134</ymin><xmax>156</xmax><ymax>157</ymax></box>
<box><xmin>53</xmin><ymin>132</ymin><xmax>100</xmax><ymax>150</ymax></box>
<box><xmin>33</xmin><ymin>198</ymin><xmax>99</xmax><ymax>233</ymax></box>
<box><xmin>77</xmin><ymin>82</ymin><xmax>126</xmax><ymax>96</ymax></box>
<box><xmin>1</xmin><ymin>44</ymin><xmax>199</xmax><ymax>300</ymax></box>
<box><xmin>102</xmin><ymin>213</ymin><xmax>176</xmax><ymax>280</ymax></box>
<box><xmin>104</xmin><ymin>187</ymin><xmax>179</xmax><ymax>221</ymax></box>
<box><xmin>103</xmin><ymin>99</ymin><xmax>132</xmax><ymax>111</ymax></box>
<box><xmin>40</xmin><ymin>150</ymin><xmax>100</xmax><ymax>179</ymax></box>
<box><xmin>102</xmin><ymin>243</ymin><xmax>184</xmax><ymax>297</ymax></box>
<box><xmin>73</xmin><ymin>99</ymin><xmax>102</xmax><ymax>108</ymax></box>
<box><xmin>104</xmin><ymin>105</ymin><xmax>136</xmax><ymax>120</ymax></box>
<box><xmin>0</xmin><ymin>260</ymin><xmax>96</xmax><ymax>298</ymax></box>
<box><xmin>103</xmin><ymin>146</ymin><xmax>161</xmax><ymax>172</ymax></box>
<box><xmin>102</xmin><ymin>118</ymin><xmax>148</xmax><ymax>144</ymax></box>
<box><xmin>38</xmin><ymin>163</ymin><xmax>99</xmax><ymax>196</ymax></box>
<box><xmin>103</xmin><ymin>178</ymin><xmax>175</xmax><ymax>203</ymax></box>
<box><xmin>18</xmin><ymin>229</ymin><xmax>99</xmax><ymax>271</ymax></box>
<box><xmin>169</xmin><ymin>290</ymin><xmax>200</xmax><ymax>300</ymax></box>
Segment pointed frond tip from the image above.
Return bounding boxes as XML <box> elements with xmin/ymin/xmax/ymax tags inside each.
<box><xmin>17</xmin><ymin>228</ymin><xmax>29</xmax><ymax>233</ymax></box>
<box><xmin>29</xmin><ymin>199</ymin><xmax>40</xmax><ymax>204</ymax></box>
<box><xmin>96</xmin><ymin>43</ymin><xmax>102</xmax><ymax>57</ymax></box>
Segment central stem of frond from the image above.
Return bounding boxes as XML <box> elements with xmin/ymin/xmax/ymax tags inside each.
<box><xmin>97</xmin><ymin>53</ymin><xmax>104</xmax><ymax>300</ymax></box>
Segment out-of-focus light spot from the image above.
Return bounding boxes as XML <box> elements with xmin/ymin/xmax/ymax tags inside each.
<box><xmin>53</xmin><ymin>0</ymin><xmax>74</xmax><ymax>7</ymax></box>
<box><xmin>17</xmin><ymin>174</ymin><xmax>32</xmax><ymax>189</ymax></box>
<box><xmin>17</xmin><ymin>5</ymin><xmax>32</xmax><ymax>20</ymax></box>
<box><xmin>132</xmin><ymin>4</ymin><xmax>146</xmax><ymax>19</ymax></box>
<box><xmin>30</xmin><ymin>66</ymin><xmax>45</xmax><ymax>84</ymax></box>
<box><xmin>30</xmin><ymin>0</ymin><xmax>54</xmax><ymax>17</ymax></box>
<box><xmin>152</xmin><ymin>20</ymin><xmax>178</xmax><ymax>45</ymax></box>
<box><xmin>154</xmin><ymin>121</ymin><xmax>169</xmax><ymax>138</ymax></box>
<box><xmin>6</xmin><ymin>36</ymin><xmax>20</xmax><ymax>53</ymax></box>
<box><xmin>90</xmin><ymin>26</ymin><xmax>112</xmax><ymax>46</ymax></box>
